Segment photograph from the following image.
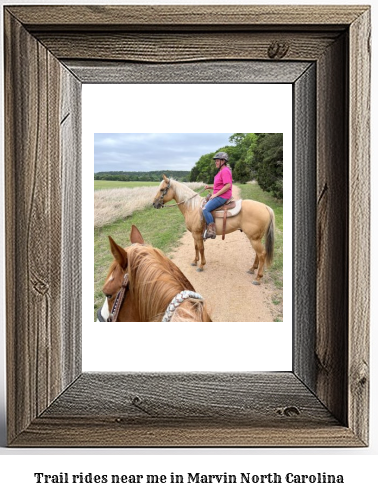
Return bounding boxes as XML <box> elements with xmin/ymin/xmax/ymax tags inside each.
<box><xmin>94</xmin><ymin>132</ymin><xmax>284</xmax><ymax>324</ymax></box>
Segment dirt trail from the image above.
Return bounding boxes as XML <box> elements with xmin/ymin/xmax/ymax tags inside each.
<box><xmin>168</xmin><ymin>186</ymin><xmax>275</xmax><ymax>322</ymax></box>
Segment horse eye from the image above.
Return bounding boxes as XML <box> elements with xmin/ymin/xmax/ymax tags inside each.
<box><xmin>105</xmin><ymin>294</ymin><xmax>112</xmax><ymax>299</ymax></box>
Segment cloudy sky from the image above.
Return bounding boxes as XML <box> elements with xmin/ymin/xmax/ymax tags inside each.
<box><xmin>94</xmin><ymin>133</ymin><xmax>233</xmax><ymax>172</ymax></box>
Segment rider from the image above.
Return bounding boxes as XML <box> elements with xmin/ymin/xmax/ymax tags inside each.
<box><xmin>203</xmin><ymin>152</ymin><xmax>233</xmax><ymax>240</ymax></box>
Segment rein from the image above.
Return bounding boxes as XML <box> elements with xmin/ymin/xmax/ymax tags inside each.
<box><xmin>161</xmin><ymin>184</ymin><xmax>207</xmax><ymax>208</ymax></box>
<box><xmin>162</xmin><ymin>290</ymin><xmax>204</xmax><ymax>321</ymax></box>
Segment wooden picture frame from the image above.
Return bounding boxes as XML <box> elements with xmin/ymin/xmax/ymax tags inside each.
<box><xmin>4</xmin><ymin>5</ymin><xmax>370</xmax><ymax>447</ymax></box>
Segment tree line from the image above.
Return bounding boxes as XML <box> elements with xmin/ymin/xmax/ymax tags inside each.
<box><xmin>189</xmin><ymin>133</ymin><xmax>283</xmax><ymax>200</ymax></box>
<box><xmin>94</xmin><ymin>170</ymin><xmax>190</xmax><ymax>182</ymax></box>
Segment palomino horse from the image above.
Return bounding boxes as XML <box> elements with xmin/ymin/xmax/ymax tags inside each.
<box><xmin>97</xmin><ymin>224</ymin><xmax>211</xmax><ymax>322</ymax></box>
<box><xmin>152</xmin><ymin>175</ymin><xmax>275</xmax><ymax>284</ymax></box>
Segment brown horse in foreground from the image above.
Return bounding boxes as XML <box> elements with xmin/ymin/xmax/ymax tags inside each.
<box><xmin>98</xmin><ymin>225</ymin><xmax>211</xmax><ymax>322</ymax></box>
<box><xmin>153</xmin><ymin>175</ymin><xmax>275</xmax><ymax>284</ymax></box>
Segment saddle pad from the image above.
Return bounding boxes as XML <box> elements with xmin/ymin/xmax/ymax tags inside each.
<box><xmin>212</xmin><ymin>199</ymin><xmax>242</xmax><ymax>218</ymax></box>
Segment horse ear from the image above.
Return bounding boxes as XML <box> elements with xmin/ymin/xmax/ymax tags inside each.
<box><xmin>163</xmin><ymin>174</ymin><xmax>168</xmax><ymax>182</ymax></box>
<box><xmin>108</xmin><ymin>236</ymin><xmax>128</xmax><ymax>269</ymax></box>
<box><xmin>130</xmin><ymin>225</ymin><xmax>144</xmax><ymax>245</ymax></box>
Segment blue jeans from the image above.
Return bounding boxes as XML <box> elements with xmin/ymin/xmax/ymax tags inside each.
<box><xmin>203</xmin><ymin>197</ymin><xmax>227</xmax><ymax>224</ymax></box>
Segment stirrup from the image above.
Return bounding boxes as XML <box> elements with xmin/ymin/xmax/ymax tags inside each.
<box><xmin>203</xmin><ymin>227</ymin><xmax>213</xmax><ymax>240</ymax></box>
<box><xmin>203</xmin><ymin>224</ymin><xmax>216</xmax><ymax>240</ymax></box>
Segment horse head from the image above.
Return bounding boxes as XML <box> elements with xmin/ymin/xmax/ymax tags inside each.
<box><xmin>152</xmin><ymin>174</ymin><xmax>174</xmax><ymax>208</ymax></box>
<box><xmin>99</xmin><ymin>225</ymin><xmax>144</xmax><ymax>322</ymax></box>
<box><xmin>97</xmin><ymin>223</ymin><xmax>211</xmax><ymax>322</ymax></box>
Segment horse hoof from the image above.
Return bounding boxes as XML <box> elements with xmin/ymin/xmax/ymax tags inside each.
<box><xmin>252</xmin><ymin>280</ymin><xmax>261</xmax><ymax>286</ymax></box>
<box><xmin>196</xmin><ymin>268</ymin><xmax>203</xmax><ymax>272</ymax></box>
<box><xmin>247</xmin><ymin>270</ymin><xmax>254</xmax><ymax>275</ymax></box>
<box><xmin>191</xmin><ymin>262</ymin><xmax>197</xmax><ymax>266</ymax></box>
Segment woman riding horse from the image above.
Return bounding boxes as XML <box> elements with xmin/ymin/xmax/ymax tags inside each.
<box><xmin>153</xmin><ymin>176</ymin><xmax>275</xmax><ymax>284</ymax></box>
<box><xmin>202</xmin><ymin>152</ymin><xmax>233</xmax><ymax>240</ymax></box>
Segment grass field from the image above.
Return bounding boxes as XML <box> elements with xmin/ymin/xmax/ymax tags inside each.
<box><xmin>94</xmin><ymin>180</ymin><xmax>160</xmax><ymax>190</ymax></box>
<box><xmin>94</xmin><ymin>183</ymin><xmax>283</xmax><ymax>321</ymax></box>
<box><xmin>94</xmin><ymin>182</ymin><xmax>204</xmax><ymax>228</ymax></box>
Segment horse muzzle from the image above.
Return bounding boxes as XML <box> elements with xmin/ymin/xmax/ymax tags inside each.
<box><xmin>153</xmin><ymin>201</ymin><xmax>163</xmax><ymax>209</ymax></box>
<box><xmin>96</xmin><ymin>298</ymin><xmax>110</xmax><ymax>322</ymax></box>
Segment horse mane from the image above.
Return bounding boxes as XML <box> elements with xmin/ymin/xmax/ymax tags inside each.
<box><xmin>126</xmin><ymin>244</ymin><xmax>211</xmax><ymax>322</ymax></box>
<box><xmin>169</xmin><ymin>179</ymin><xmax>202</xmax><ymax>210</ymax></box>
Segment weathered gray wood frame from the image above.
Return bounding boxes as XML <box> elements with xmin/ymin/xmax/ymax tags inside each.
<box><xmin>4</xmin><ymin>5</ymin><xmax>370</xmax><ymax>447</ymax></box>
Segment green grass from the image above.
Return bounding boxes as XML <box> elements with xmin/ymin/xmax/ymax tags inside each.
<box><xmin>94</xmin><ymin>180</ymin><xmax>160</xmax><ymax>190</ymax></box>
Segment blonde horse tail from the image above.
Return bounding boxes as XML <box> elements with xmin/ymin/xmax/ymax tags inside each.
<box><xmin>265</xmin><ymin>206</ymin><xmax>275</xmax><ymax>267</ymax></box>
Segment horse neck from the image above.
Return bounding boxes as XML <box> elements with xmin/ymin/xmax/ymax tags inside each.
<box><xmin>118</xmin><ymin>295</ymin><xmax>140</xmax><ymax>321</ymax></box>
<box><xmin>127</xmin><ymin>246</ymin><xmax>188</xmax><ymax>321</ymax></box>
<box><xmin>126</xmin><ymin>245</ymin><xmax>211</xmax><ymax>322</ymax></box>
<box><xmin>171</xmin><ymin>181</ymin><xmax>201</xmax><ymax>216</ymax></box>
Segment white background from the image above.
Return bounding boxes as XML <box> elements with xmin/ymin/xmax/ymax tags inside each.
<box><xmin>83</xmin><ymin>84</ymin><xmax>292</xmax><ymax>372</ymax></box>
<box><xmin>0</xmin><ymin>0</ymin><xmax>377</xmax><ymax>499</ymax></box>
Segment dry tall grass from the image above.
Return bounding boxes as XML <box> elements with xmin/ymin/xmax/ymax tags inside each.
<box><xmin>94</xmin><ymin>182</ymin><xmax>204</xmax><ymax>228</ymax></box>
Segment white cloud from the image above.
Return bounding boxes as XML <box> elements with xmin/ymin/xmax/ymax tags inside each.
<box><xmin>94</xmin><ymin>133</ymin><xmax>233</xmax><ymax>172</ymax></box>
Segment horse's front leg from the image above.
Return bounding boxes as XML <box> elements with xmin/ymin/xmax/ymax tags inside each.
<box><xmin>191</xmin><ymin>241</ymin><xmax>200</xmax><ymax>267</ymax></box>
<box><xmin>193</xmin><ymin>234</ymin><xmax>206</xmax><ymax>272</ymax></box>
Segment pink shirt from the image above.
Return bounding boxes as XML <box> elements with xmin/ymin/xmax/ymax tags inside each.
<box><xmin>213</xmin><ymin>166</ymin><xmax>233</xmax><ymax>199</ymax></box>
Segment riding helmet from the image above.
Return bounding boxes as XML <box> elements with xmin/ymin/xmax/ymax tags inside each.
<box><xmin>213</xmin><ymin>152</ymin><xmax>229</xmax><ymax>161</ymax></box>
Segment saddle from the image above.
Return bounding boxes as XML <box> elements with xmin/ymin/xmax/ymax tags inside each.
<box><xmin>201</xmin><ymin>195</ymin><xmax>242</xmax><ymax>240</ymax></box>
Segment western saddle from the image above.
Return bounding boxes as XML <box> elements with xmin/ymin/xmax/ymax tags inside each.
<box><xmin>201</xmin><ymin>195</ymin><xmax>242</xmax><ymax>240</ymax></box>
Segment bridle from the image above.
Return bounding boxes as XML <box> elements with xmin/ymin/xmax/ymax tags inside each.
<box><xmin>157</xmin><ymin>179</ymin><xmax>171</xmax><ymax>205</ymax></box>
<box><xmin>108</xmin><ymin>273</ymin><xmax>129</xmax><ymax>322</ymax></box>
